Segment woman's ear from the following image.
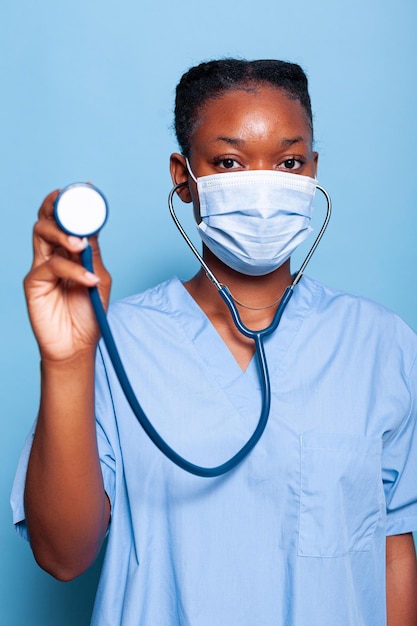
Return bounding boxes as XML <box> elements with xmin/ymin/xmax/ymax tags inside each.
<box><xmin>170</xmin><ymin>153</ymin><xmax>193</xmax><ymax>203</ymax></box>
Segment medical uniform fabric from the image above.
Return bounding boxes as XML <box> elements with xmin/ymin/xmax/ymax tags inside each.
<box><xmin>11</xmin><ymin>275</ymin><xmax>417</xmax><ymax>626</ymax></box>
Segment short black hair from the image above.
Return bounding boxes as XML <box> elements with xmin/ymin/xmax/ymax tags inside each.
<box><xmin>174</xmin><ymin>58</ymin><xmax>313</xmax><ymax>157</ymax></box>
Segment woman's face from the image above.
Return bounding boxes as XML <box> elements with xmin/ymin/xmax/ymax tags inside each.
<box><xmin>170</xmin><ymin>84</ymin><xmax>318</xmax><ymax>217</ymax></box>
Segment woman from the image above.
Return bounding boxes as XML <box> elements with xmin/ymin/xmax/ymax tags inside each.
<box><xmin>12</xmin><ymin>59</ymin><xmax>417</xmax><ymax>625</ymax></box>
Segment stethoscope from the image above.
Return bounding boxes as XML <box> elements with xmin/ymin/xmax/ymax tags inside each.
<box><xmin>54</xmin><ymin>180</ymin><xmax>331</xmax><ymax>477</ymax></box>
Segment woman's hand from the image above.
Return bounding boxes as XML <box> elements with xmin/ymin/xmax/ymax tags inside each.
<box><xmin>24</xmin><ymin>189</ymin><xmax>111</xmax><ymax>362</ymax></box>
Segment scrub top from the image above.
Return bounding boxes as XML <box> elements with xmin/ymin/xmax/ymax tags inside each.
<box><xmin>11</xmin><ymin>275</ymin><xmax>417</xmax><ymax>626</ymax></box>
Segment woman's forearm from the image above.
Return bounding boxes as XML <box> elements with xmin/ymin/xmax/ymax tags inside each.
<box><xmin>386</xmin><ymin>533</ymin><xmax>417</xmax><ymax>626</ymax></box>
<box><xmin>24</xmin><ymin>352</ymin><xmax>110</xmax><ymax>581</ymax></box>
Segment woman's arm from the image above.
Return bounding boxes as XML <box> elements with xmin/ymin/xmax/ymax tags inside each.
<box><xmin>23</xmin><ymin>190</ymin><xmax>111</xmax><ymax>581</ymax></box>
<box><xmin>386</xmin><ymin>533</ymin><xmax>417</xmax><ymax>626</ymax></box>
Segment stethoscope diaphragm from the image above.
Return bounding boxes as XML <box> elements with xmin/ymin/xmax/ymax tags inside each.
<box><xmin>54</xmin><ymin>183</ymin><xmax>108</xmax><ymax>237</ymax></box>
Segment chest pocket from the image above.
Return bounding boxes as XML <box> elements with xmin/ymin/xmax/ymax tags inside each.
<box><xmin>298</xmin><ymin>432</ymin><xmax>383</xmax><ymax>558</ymax></box>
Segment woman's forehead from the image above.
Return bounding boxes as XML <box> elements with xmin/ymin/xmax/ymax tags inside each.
<box><xmin>191</xmin><ymin>86</ymin><xmax>312</xmax><ymax>144</ymax></box>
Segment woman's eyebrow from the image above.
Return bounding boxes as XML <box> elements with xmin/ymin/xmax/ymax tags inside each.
<box><xmin>213</xmin><ymin>136</ymin><xmax>244</xmax><ymax>146</ymax></box>
<box><xmin>280</xmin><ymin>136</ymin><xmax>306</xmax><ymax>147</ymax></box>
<box><xmin>210</xmin><ymin>135</ymin><xmax>307</xmax><ymax>147</ymax></box>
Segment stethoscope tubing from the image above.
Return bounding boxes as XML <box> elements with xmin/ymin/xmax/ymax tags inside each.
<box><xmin>82</xmin><ymin>244</ymin><xmax>291</xmax><ymax>477</ymax></box>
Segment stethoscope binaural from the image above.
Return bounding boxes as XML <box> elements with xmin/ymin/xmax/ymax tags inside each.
<box><xmin>54</xmin><ymin>180</ymin><xmax>331</xmax><ymax>477</ymax></box>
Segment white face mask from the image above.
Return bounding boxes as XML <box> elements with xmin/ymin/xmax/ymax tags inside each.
<box><xmin>187</xmin><ymin>162</ymin><xmax>316</xmax><ymax>276</ymax></box>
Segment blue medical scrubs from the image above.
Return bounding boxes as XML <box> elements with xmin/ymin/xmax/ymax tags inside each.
<box><xmin>11</xmin><ymin>275</ymin><xmax>417</xmax><ymax>625</ymax></box>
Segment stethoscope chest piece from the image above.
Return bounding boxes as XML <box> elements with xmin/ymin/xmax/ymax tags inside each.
<box><xmin>54</xmin><ymin>183</ymin><xmax>108</xmax><ymax>237</ymax></box>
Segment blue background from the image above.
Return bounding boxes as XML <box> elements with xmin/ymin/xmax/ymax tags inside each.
<box><xmin>1</xmin><ymin>0</ymin><xmax>416</xmax><ymax>623</ymax></box>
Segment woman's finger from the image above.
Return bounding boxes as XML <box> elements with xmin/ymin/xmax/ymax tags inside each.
<box><xmin>37</xmin><ymin>189</ymin><xmax>60</xmax><ymax>220</ymax></box>
<box><xmin>25</xmin><ymin>254</ymin><xmax>101</xmax><ymax>294</ymax></box>
<box><xmin>32</xmin><ymin>218</ymin><xmax>88</xmax><ymax>267</ymax></box>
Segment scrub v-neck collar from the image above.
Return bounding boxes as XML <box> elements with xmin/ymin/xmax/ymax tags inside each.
<box><xmin>163</xmin><ymin>275</ymin><xmax>318</xmax><ymax>392</ymax></box>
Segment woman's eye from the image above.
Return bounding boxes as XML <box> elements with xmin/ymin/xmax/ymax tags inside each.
<box><xmin>216</xmin><ymin>158</ymin><xmax>240</xmax><ymax>169</ymax></box>
<box><xmin>279</xmin><ymin>158</ymin><xmax>302</xmax><ymax>170</ymax></box>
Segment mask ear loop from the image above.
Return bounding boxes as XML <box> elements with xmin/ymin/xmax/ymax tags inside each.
<box><xmin>168</xmin><ymin>182</ymin><xmax>222</xmax><ymax>290</ymax></box>
<box><xmin>170</xmin><ymin>158</ymin><xmax>222</xmax><ymax>288</ymax></box>
<box><xmin>185</xmin><ymin>157</ymin><xmax>198</xmax><ymax>183</ymax></box>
